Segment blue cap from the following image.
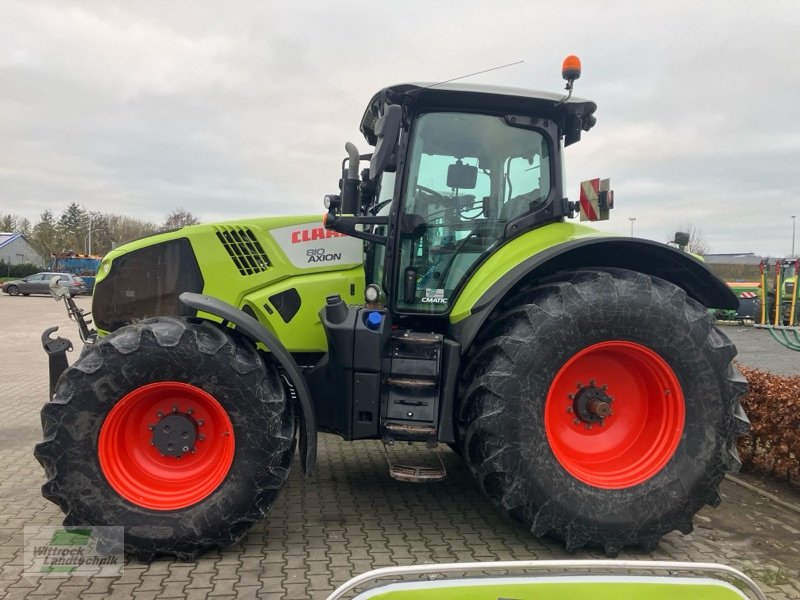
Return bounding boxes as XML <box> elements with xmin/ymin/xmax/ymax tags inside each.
<box><xmin>366</xmin><ymin>311</ymin><xmax>383</xmax><ymax>330</ymax></box>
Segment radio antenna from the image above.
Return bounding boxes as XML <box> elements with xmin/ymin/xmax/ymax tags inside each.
<box><xmin>421</xmin><ymin>60</ymin><xmax>525</xmax><ymax>90</ymax></box>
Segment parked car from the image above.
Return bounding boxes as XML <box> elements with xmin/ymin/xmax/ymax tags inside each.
<box><xmin>2</xmin><ymin>272</ymin><xmax>87</xmax><ymax>296</ymax></box>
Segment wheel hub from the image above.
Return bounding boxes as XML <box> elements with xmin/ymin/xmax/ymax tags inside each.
<box><xmin>151</xmin><ymin>412</ymin><xmax>199</xmax><ymax>458</ymax></box>
<box><xmin>545</xmin><ymin>341</ymin><xmax>686</xmax><ymax>489</ymax></box>
<box><xmin>572</xmin><ymin>381</ymin><xmax>613</xmax><ymax>424</ymax></box>
<box><xmin>98</xmin><ymin>381</ymin><xmax>234</xmax><ymax>510</ymax></box>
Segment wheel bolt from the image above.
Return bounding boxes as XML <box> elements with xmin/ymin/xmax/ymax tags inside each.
<box><xmin>172</xmin><ymin>405</ymin><xmax>178</xmax><ymax>413</ymax></box>
<box><xmin>156</xmin><ymin>411</ymin><xmax>164</xmax><ymax>418</ymax></box>
<box><xmin>148</xmin><ymin>424</ymin><xmax>155</xmax><ymax>430</ymax></box>
<box><xmin>198</xmin><ymin>434</ymin><xmax>206</xmax><ymax>441</ymax></box>
<box><xmin>187</xmin><ymin>408</ymin><xmax>194</xmax><ymax>415</ymax></box>
<box><xmin>197</xmin><ymin>419</ymin><xmax>204</xmax><ymax>426</ymax></box>
<box><xmin>182</xmin><ymin>446</ymin><xmax>189</xmax><ymax>453</ymax></box>
<box><xmin>568</xmin><ymin>393</ymin><xmax>575</xmax><ymax>400</ymax></box>
<box><xmin>585</xmin><ymin>424</ymin><xmax>592</xmax><ymax>430</ymax></box>
<box><xmin>573</xmin><ymin>419</ymin><xmax>580</xmax><ymax>425</ymax></box>
<box><xmin>566</xmin><ymin>407</ymin><xmax>573</xmax><ymax>413</ymax></box>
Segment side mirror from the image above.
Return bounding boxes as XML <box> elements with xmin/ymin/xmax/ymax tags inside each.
<box><xmin>369</xmin><ymin>105</ymin><xmax>402</xmax><ymax>180</ymax></box>
<box><xmin>49</xmin><ymin>275</ymin><xmax>71</xmax><ymax>300</ymax></box>
<box><xmin>446</xmin><ymin>161</ymin><xmax>478</xmax><ymax>189</ymax></box>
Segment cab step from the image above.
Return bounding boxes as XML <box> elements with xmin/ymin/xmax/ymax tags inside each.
<box><xmin>385</xmin><ymin>377</ymin><xmax>437</xmax><ymax>389</ymax></box>
<box><xmin>384</xmin><ymin>422</ymin><xmax>437</xmax><ymax>436</ymax></box>
<box><xmin>389</xmin><ymin>463</ymin><xmax>446</xmax><ymax>483</ymax></box>
<box><xmin>382</xmin><ymin>440</ymin><xmax>446</xmax><ymax>483</ymax></box>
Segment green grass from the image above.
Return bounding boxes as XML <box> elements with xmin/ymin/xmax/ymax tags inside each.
<box><xmin>742</xmin><ymin>565</ymin><xmax>792</xmax><ymax>587</ymax></box>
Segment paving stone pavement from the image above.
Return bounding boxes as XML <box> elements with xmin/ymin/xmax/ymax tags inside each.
<box><xmin>0</xmin><ymin>294</ymin><xmax>798</xmax><ymax>599</ymax></box>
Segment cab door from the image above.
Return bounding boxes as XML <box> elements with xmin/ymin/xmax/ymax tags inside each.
<box><xmin>392</xmin><ymin>111</ymin><xmax>553</xmax><ymax>315</ymax></box>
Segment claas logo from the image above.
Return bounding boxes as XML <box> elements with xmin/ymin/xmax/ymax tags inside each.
<box><xmin>291</xmin><ymin>227</ymin><xmax>347</xmax><ymax>244</ymax></box>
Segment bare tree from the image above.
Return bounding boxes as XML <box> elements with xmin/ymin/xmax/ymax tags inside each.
<box><xmin>162</xmin><ymin>208</ymin><xmax>200</xmax><ymax>230</ymax></box>
<box><xmin>105</xmin><ymin>214</ymin><xmax>159</xmax><ymax>249</ymax></box>
<box><xmin>667</xmin><ymin>223</ymin><xmax>709</xmax><ymax>255</ymax></box>
<box><xmin>16</xmin><ymin>217</ymin><xmax>32</xmax><ymax>238</ymax></box>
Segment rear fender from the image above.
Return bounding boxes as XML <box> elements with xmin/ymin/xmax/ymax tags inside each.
<box><xmin>179</xmin><ymin>292</ymin><xmax>317</xmax><ymax>473</ymax></box>
<box><xmin>449</xmin><ymin>237</ymin><xmax>737</xmax><ymax>353</ymax></box>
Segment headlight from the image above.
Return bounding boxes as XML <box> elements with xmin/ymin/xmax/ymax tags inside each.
<box><xmin>365</xmin><ymin>284</ymin><xmax>382</xmax><ymax>303</ymax></box>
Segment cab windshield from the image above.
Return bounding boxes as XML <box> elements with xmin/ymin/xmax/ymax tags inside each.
<box><xmin>396</xmin><ymin>111</ymin><xmax>552</xmax><ymax>313</ymax></box>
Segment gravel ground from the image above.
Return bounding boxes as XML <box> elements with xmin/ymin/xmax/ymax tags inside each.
<box><xmin>719</xmin><ymin>323</ymin><xmax>800</xmax><ymax>377</ymax></box>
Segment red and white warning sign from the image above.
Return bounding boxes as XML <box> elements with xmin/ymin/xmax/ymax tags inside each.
<box><xmin>579</xmin><ymin>178</ymin><xmax>613</xmax><ymax>222</ymax></box>
<box><xmin>739</xmin><ymin>291</ymin><xmax>758</xmax><ymax>299</ymax></box>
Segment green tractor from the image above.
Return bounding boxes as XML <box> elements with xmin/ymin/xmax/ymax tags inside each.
<box><xmin>755</xmin><ymin>257</ymin><xmax>800</xmax><ymax>350</ymax></box>
<box><xmin>35</xmin><ymin>58</ymin><xmax>749</xmax><ymax>560</ymax></box>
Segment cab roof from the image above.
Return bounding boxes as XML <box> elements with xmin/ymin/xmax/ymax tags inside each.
<box><xmin>360</xmin><ymin>82</ymin><xmax>597</xmax><ymax>146</ymax></box>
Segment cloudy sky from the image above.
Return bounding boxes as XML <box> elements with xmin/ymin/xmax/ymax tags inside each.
<box><xmin>1</xmin><ymin>1</ymin><xmax>798</xmax><ymax>256</ymax></box>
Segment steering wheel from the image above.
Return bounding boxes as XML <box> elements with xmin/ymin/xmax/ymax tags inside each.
<box><xmin>414</xmin><ymin>184</ymin><xmax>446</xmax><ymax>205</ymax></box>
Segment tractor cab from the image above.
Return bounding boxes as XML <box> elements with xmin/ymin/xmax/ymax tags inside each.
<box><xmin>324</xmin><ymin>81</ymin><xmax>598</xmax><ymax>318</ymax></box>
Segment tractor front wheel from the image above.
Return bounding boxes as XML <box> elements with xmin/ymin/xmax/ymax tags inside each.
<box><xmin>34</xmin><ymin>317</ymin><xmax>295</xmax><ymax>561</ymax></box>
<box><xmin>459</xmin><ymin>269</ymin><xmax>749</xmax><ymax>555</ymax></box>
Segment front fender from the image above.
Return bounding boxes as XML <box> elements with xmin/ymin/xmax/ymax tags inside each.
<box><xmin>180</xmin><ymin>292</ymin><xmax>317</xmax><ymax>473</ymax></box>
<box><xmin>449</xmin><ymin>226</ymin><xmax>736</xmax><ymax>352</ymax></box>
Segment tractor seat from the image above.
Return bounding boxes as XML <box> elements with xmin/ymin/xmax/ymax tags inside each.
<box><xmin>503</xmin><ymin>189</ymin><xmax>542</xmax><ymax>220</ymax></box>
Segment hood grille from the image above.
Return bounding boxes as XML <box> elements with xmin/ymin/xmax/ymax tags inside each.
<box><xmin>215</xmin><ymin>226</ymin><xmax>270</xmax><ymax>275</ymax></box>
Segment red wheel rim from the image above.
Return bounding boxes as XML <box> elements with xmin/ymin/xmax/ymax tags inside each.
<box><xmin>98</xmin><ymin>382</ymin><xmax>235</xmax><ymax>510</ymax></box>
<box><xmin>545</xmin><ymin>341</ymin><xmax>685</xmax><ymax>489</ymax></box>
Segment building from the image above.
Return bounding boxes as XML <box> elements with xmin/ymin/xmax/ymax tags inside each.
<box><xmin>702</xmin><ymin>253</ymin><xmax>763</xmax><ymax>281</ymax></box>
<box><xmin>0</xmin><ymin>233</ymin><xmax>44</xmax><ymax>266</ymax></box>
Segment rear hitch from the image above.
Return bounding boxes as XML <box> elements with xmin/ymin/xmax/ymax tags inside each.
<box><xmin>42</xmin><ymin>326</ymin><xmax>73</xmax><ymax>399</ymax></box>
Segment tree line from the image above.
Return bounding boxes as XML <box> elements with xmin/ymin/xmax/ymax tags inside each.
<box><xmin>1</xmin><ymin>204</ymin><xmax>200</xmax><ymax>260</ymax></box>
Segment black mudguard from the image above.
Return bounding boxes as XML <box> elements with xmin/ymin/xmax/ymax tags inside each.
<box><xmin>179</xmin><ymin>292</ymin><xmax>317</xmax><ymax>473</ymax></box>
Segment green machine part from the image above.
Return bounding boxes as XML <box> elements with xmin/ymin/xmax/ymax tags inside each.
<box><xmin>450</xmin><ymin>221</ymin><xmax>605</xmax><ymax>324</ymax></box>
<box><xmin>328</xmin><ymin>560</ymin><xmax>765</xmax><ymax>600</ymax></box>
<box><xmin>755</xmin><ymin>258</ymin><xmax>800</xmax><ymax>350</ymax></box>
<box><xmin>94</xmin><ymin>215</ymin><xmax>366</xmax><ymax>352</ymax></box>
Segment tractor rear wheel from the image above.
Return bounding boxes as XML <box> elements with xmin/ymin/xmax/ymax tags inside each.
<box><xmin>34</xmin><ymin>317</ymin><xmax>295</xmax><ymax>561</ymax></box>
<box><xmin>459</xmin><ymin>268</ymin><xmax>749</xmax><ymax>556</ymax></box>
